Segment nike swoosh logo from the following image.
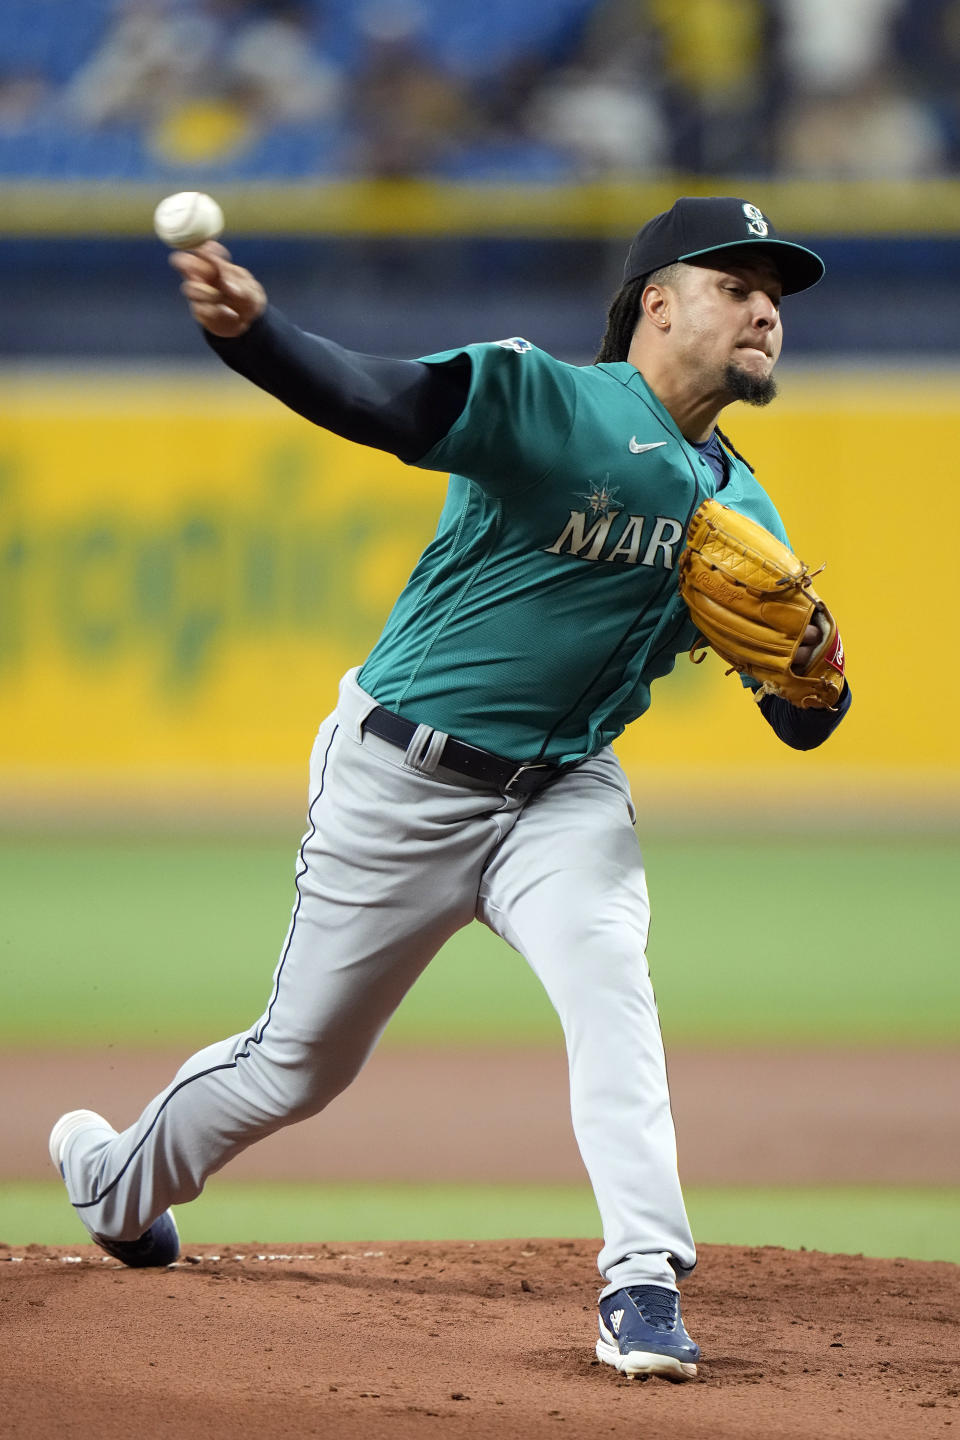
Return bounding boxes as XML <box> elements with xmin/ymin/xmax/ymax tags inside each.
<box><xmin>628</xmin><ymin>438</ymin><xmax>668</xmax><ymax>454</ymax></box>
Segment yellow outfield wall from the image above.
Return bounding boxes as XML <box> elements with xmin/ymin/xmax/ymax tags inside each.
<box><xmin>0</xmin><ymin>366</ymin><xmax>955</xmax><ymax>823</ymax></box>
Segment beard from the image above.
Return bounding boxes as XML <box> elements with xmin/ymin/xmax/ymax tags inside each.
<box><xmin>723</xmin><ymin>360</ymin><xmax>778</xmax><ymax>407</ymax></box>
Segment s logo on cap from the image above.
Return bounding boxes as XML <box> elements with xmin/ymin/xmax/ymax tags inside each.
<box><xmin>742</xmin><ymin>203</ymin><xmax>769</xmax><ymax>238</ymax></box>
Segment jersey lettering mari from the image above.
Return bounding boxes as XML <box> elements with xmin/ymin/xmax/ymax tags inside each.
<box><xmin>358</xmin><ymin>340</ymin><xmax>790</xmax><ymax>765</ymax></box>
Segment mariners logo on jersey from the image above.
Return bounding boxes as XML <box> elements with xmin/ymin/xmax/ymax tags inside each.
<box><xmin>495</xmin><ymin>336</ymin><xmax>533</xmax><ymax>353</ymax></box>
<box><xmin>545</xmin><ymin>497</ymin><xmax>685</xmax><ymax>569</ymax></box>
<box><xmin>579</xmin><ymin>479</ymin><xmax>621</xmax><ymax>519</ymax></box>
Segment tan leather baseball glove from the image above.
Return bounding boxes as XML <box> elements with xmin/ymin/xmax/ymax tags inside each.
<box><xmin>677</xmin><ymin>498</ymin><xmax>846</xmax><ymax>709</ymax></box>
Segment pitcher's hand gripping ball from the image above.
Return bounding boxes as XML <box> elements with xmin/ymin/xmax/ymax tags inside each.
<box><xmin>677</xmin><ymin>498</ymin><xmax>845</xmax><ymax>709</ymax></box>
<box><xmin>153</xmin><ymin>192</ymin><xmax>224</xmax><ymax>249</ymax></box>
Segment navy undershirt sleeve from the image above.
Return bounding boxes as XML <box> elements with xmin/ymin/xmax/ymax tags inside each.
<box><xmin>205</xmin><ymin>306</ymin><xmax>470</xmax><ymax>462</ymax></box>
<box><xmin>759</xmin><ymin>680</ymin><xmax>852</xmax><ymax>749</ymax></box>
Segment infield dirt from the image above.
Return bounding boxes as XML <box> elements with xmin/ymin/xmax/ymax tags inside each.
<box><xmin>6</xmin><ymin>1046</ymin><xmax>960</xmax><ymax>1437</ymax></box>
<box><xmin>3</xmin><ymin>1238</ymin><xmax>959</xmax><ymax>1440</ymax></box>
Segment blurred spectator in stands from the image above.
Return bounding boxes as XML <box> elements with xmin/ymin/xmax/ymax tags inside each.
<box><xmin>532</xmin><ymin>0</ymin><xmax>777</xmax><ymax>176</ymax></box>
<box><xmin>522</xmin><ymin>5</ymin><xmax>668</xmax><ymax>176</ymax></box>
<box><xmin>62</xmin><ymin>0</ymin><xmax>343</xmax><ymax>167</ymax></box>
<box><xmin>62</xmin><ymin>0</ymin><xmax>221</xmax><ymax>128</ymax></box>
<box><xmin>776</xmin><ymin>0</ymin><xmax>903</xmax><ymax>93</ymax></box>
<box><xmin>2</xmin><ymin>0</ymin><xmax>958</xmax><ymax>181</ymax></box>
<box><xmin>518</xmin><ymin>0</ymin><xmax>956</xmax><ymax>181</ymax></box>
<box><xmin>217</xmin><ymin>1</ymin><xmax>343</xmax><ymax>124</ymax></box>
<box><xmin>349</xmin><ymin>2</ymin><xmax>476</xmax><ymax>177</ymax></box>
<box><xmin>777</xmin><ymin>69</ymin><xmax>946</xmax><ymax>178</ymax></box>
<box><xmin>0</xmin><ymin>72</ymin><xmax>54</xmax><ymax>135</ymax></box>
<box><xmin>647</xmin><ymin>0</ymin><xmax>777</xmax><ymax>173</ymax></box>
<box><xmin>774</xmin><ymin>0</ymin><xmax>945</xmax><ymax>177</ymax></box>
<box><xmin>524</xmin><ymin>61</ymin><xmax>668</xmax><ymax>177</ymax></box>
<box><xmin>893</xmin><ymin>0</ymin><xmax>960</xmax><ymax>167</ymax></box>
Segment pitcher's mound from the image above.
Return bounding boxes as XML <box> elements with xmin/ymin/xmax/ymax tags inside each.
<box><xmin>2</xmin><ymin>1239</ymin><xmax>957</xmax><ymax>1439</ymax></box>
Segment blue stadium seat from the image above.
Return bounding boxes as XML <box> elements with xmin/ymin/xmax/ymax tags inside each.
<box><xmin>434</xmin><ymin>139</ymin><xmax>577</xmax><ymax>183</ymax></box>
<box><xmin>0</xmin><ymin>0</ymin><xmax>107</xmax><ymax>84</ymax></box>
<box><xmin>209</xmin><ymin>121</ymin><xmax>350</xmax><ymax>180</ymax></box>
<box><xmin>313</xmin><ymin>0</ymin><xmax>593</xmax><ymax>77</ymax></box>
<box><xmin>0</xmin><ymin>119</ymin><xmax>145</xmax><ymax>180</ymax></box>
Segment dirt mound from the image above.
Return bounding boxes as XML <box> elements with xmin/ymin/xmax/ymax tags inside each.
<box><xmin>2</xmin><ymin>1239</ymin><xmax>957</xmax><ymax>1439</ymax></box>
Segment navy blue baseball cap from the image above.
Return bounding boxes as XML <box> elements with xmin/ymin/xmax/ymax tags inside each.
<box><xmin>623</xmin><ymin>196</ymin><xmax>825</xmax><ymax>296</ymax></box>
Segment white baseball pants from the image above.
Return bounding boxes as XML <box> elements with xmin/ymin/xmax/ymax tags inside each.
<box><xmin>60</xmin><ymin>668</ymin><xmax>696</xmax><ymax>1294</ymax></box>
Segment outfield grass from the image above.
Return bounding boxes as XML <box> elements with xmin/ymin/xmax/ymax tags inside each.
<box><xmin>2</xmin><ymin>834</ymin><xmax>957</xmax><ymax>1048</ymax></box>
<box><xmin>3</xmin><ymin>1181</ymin><xmax>957</xmax><ymax>1265</ymax></box>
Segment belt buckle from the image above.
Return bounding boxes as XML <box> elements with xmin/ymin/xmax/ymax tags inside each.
<box><xmin>503</xmin><ymin>762</ymin><xmax>549</xmax><ymax>795</ymax></box>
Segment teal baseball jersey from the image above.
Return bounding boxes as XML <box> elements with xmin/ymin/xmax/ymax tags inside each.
<box><xmin>358</xmin><ymin>339</ymin><xmax>789</xmax><ymax>764</ymax></box>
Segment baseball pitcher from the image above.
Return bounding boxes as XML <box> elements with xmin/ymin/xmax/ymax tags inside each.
<box><xmin>50</xmin><ymin>197</ymin><xmax>851</xmax><ymax>1381</ymax></box>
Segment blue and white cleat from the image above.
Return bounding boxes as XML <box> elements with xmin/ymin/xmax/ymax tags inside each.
<box><xmin>597</xmin><ymin>1284</ymin><xmax>700</xmax><ymax>1380</ymax></box>
<box><xmin>48</xmin><ymin>1109</ymin><xmax>180</xmax><ymax>1268</ymax></box>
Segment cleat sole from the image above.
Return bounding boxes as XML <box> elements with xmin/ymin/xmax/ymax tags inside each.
<box><xmin>596</xmin><ymin>1336</ymin><xmax>698</xmax><ymax>1381</ymax></box>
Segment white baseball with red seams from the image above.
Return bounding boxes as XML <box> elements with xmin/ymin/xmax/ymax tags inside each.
<box><xmin>153</xmin><ymin>192</ymin><xmax>224</xmax><ymax>250</ymax></box>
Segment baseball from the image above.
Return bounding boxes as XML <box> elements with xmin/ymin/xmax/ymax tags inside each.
<box><xmin>153</xmin><ymin>191</ymin><xmax>224</xmax><ymax>249</ymax></box>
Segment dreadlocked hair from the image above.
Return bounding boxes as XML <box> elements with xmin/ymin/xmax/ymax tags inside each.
<box><xmin>595</xmin><ymin>263</ymin><xmax>688</xmax><ymax>363</ymax></box>
<box><xmin>595</xmin><ymin>277</ymin><xmax>646</xmax><ymax>363</ymax></box>
<box><xmin>715</xmin><ymin>428</ymin><xmax>755</xmax><ymax>474</ymax></box>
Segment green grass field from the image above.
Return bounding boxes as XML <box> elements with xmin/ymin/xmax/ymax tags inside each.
<box><xmin>2</xmin><ymin>833</ymin><xmax>958</xmax><ymax>1047</ymax></box>
<box><xmin>3</xmin><ymin>1181</ymin><xmax>958</xmax><ymax>1264</ymax></box>
<box><xmin>4</xmin><ymin>832</ymin><xmax>958</xmax><ymax>1261</ymax></box>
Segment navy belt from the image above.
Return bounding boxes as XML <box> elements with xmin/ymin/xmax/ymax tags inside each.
<box><xmin>362</xmin><ymin>707</ymin><xmax>564</xmax><ymax>796</ymax></box>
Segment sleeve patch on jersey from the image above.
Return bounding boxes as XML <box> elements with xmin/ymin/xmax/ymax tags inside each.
<box><xmin>495</xmin><ymin>337</ymin><xmax>533</xmax><ymax>353</ymax></box>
